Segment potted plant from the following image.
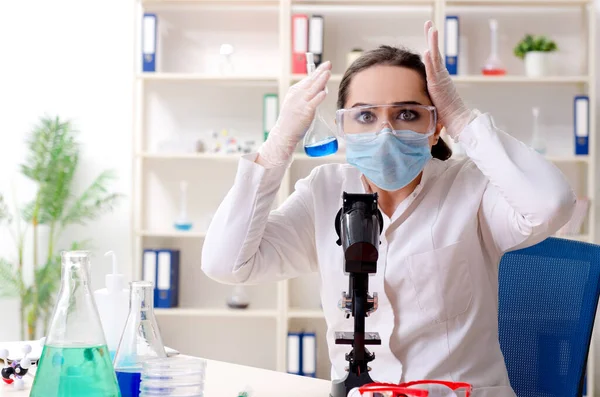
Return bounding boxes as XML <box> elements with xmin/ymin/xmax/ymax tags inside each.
<box><xmin>0</xmin><ymin>115</ymin><xmax>123</xmax><ymax>340</ymax></box>
<box><xmin>514</xmin><ymin>34</ymin><xmax>558</xmax><ymax>77</ymax></box>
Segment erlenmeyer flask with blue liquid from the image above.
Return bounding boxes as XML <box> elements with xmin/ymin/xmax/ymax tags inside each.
<box><xmin>303</xmin><ymin>52</ymin><xmax>338</xmax><ymax>157</ymax></box>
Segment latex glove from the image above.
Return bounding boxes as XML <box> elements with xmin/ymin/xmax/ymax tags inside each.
<box><xmin>257</xmin><ymin>61</ymin><xmax>332</xmax><ymax>168</ymax></box>
<box><xmin>423</xmin><ymin>20</ymin><xmax>475</xmax><ymax>140</ymax></box>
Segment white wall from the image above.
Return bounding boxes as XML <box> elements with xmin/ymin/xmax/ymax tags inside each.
<box><xmin>0</xmin><ymin>0</ymin><xmax>134</xmax><ymax>340</ymax></box>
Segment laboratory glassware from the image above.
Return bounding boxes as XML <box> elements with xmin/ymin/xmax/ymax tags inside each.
<box><xmin>302</xmin><ymin>52</ymin><xmax>338</xmax><ymax>157</ymax></box>
<box><xmin>482</xmin><ymin>19</ymin><xmax>506</xmax><ymax>76</ymax></box>
<box><xmin>227</xmin><ymin>285</ymin><xmax>250</xmax><ymax>309</ymax></box>
<box><xmin>30</xmin><ymin>251</ymin><xmax>121</xmax><ymax>397</ymax></box>
<box><xmin>114</xmin><ymin>281</ymin><xmax>167</xmax><ymax>397</ymax></box>
<box><xmin>139</xmin><ymin>357</ymin><xmax>207</xmax><ymax>397</ymax></box>
<box><xmin>530</xmin><ymin>107</ymin><xmax>546</xmax><ymax>154</ymax></box>
<box><xmin>174</xmin><ymin>180</ymin><xmax>193</xmax><ymax>231</ymax></box>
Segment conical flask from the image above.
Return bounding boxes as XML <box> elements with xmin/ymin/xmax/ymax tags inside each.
<box><xmin>114</xmin><ymin>281</ymin><xmax>167</xmax><ymax>397</ymax></box>
<box><xmin>30</xmin><ymin>251</ymin><xmax>121</xmax><ymax>397</ymax></box>
<box><xmin>303</xmin><ymin>52</ymin><xmax>338</xmax><ymax>157</ymax></box>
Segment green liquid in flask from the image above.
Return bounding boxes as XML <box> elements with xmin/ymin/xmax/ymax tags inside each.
<box><xmin>31</xmin><ymin>344</ymin><xmax>121</xmax><ymax>397</ymax></box>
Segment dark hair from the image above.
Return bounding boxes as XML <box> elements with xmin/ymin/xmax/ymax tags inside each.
<box><xmin>337</xmin><ymin>45</ymin><xmax>452</xmax><ymax>161</ymax></box>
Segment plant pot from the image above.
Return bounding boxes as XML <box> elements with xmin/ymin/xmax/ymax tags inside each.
<box><xmin>525</xmin><ymin>51</ymin><xmax>552</xmax><ymax>77</ymax></box>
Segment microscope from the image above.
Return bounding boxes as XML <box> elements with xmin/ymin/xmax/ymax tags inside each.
<box><xmin>330</xmin><ymin>192</ymin><xmax>384</xmax><ymax>397</ymax></box>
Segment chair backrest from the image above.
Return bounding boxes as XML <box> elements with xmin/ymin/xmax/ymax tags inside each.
<box><xmin>498</xmin><ymin>237</ymin><xmax>600</xmax><ymax>397</ymax></box>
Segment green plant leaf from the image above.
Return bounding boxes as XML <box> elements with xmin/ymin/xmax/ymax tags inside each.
<box><xmin>20</xmin><ymin>116</ymin><xmax>79</xmax><ymax>226</ymax></box>
<box><xmin>61</xmin><ymin>170</ymin><xmax>124</xmax><ymax>227</ymax></box>
<box><xmin>514</xmin><ymin>34</ymin><xmax>557</xmax><ymax>59</ymax></box>
<box><xmin>0</xmin><ymin>258</ymin><xmax>20</xmax><ymax>298</ymax></box>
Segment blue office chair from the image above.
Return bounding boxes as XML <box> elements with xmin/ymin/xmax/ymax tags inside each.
<box><xmin>498</xmin><ymin>237</ymin><xmax>600</xmax><ymax>397</ymax></box>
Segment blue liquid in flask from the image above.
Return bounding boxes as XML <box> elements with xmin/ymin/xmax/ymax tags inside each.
<box><xmin>116</xmin><ymin>369</ymin><xmax>142</xmax><ymax>397</ymax></box>
<box><xmin>304</xmin><ymin>136</ymin><xmax>338</xmax><ymax>157</ymax></box>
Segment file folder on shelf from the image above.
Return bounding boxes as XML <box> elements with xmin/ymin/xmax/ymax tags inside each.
<box><xmin>574</xmin><ymin>95</ymin><xmax>589</xmax><ymax>155</ymax></box>
<box><xmin>308</xmin><ymin>15</ymin><xmax>324</xmax><ymax>67</ymax></box>
<box><xmin>287</xmin><ymin>332</ymin><xmax>302</xmax><ymax>375</ymax></box>
<box><xmin>287</xmin><ymin>331</ymin><xmax>317</xmax><ymax>377</ymax></box>
<box><xmin>292</xmin><ymin>14</ymin><xmax>309</xmax><ymax>74</ymax></box>
<box><xmin>142</xmin><ymin>13</ymin><xmax>157</xmax><ymax>72</ymax></box>
<box><xmin>156</xmin><ymin>249</ymin><xmax>180</xmax><ymax>308</ymax></box>
<box><xmin>301</xmin><ymin>332</ymin><xmax>317</xmax><ymax>377</ymax></box>
<box><xmin>142</xmin><ymin>249</ymin><xmax>158</xmax><ymax>303</ymax></box>
<box><xmin>445</xmin><ymin>16</ymin><xmax>459</xmax><ymax>75</ymax></box>
<box><xmin>263</xmin><ymin>94</ymin><xmax>278</xmax><ymax>142</ymax></box>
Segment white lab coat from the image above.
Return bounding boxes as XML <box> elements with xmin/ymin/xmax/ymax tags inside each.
<box><xmin>202</xmin><ymin>112</ymin><xmax>576</xmax><ymax>396</ymax></box>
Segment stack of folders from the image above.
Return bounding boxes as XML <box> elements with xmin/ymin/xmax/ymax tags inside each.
<box><xmin>142</xmin><ymin>249</ymin><xmax>180</xmax><ymax>308</ymax></box>
<box><xmin>291</xmin><ymin>14</ymin><xmax>324</xmax><ymax>74</ymax></box>
<box><xmin>287</xmin><ymin>331</ymin><xmax>317</xmax><ymax>377</ymax></box>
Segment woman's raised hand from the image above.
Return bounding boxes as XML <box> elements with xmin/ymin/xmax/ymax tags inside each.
<box><xmin>257</xmin><ymin>61</ymin><xmax>332</xmax><ymax>168</ymax></box>
<box><xmin>423</xmin><ymin>20</ymin><xmax>474</xmax><ymax>139</ymax></box>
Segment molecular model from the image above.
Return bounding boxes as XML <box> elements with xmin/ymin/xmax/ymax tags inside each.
<box><xmin>0</xmin><ymin>344</ymin><xmax>33</xmax><ymax>390</ymax></box>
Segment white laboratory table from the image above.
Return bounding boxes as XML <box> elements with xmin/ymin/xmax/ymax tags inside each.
<box><xmin>0</xmin><ymin>356</ymin><xmax>331</xmax><ymax>397</ymax></box>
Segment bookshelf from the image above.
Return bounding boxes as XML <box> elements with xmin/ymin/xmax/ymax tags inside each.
<box><xmin>132</xmin><ymin>0</ymin><xmax>597</xmax><ymax>392</ymax></box>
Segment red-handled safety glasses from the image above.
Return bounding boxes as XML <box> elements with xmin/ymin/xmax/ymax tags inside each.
<box><xmin>356</xmin><ymin>380</ymin><xmax>472</xmax><ymax>397</ymax></box>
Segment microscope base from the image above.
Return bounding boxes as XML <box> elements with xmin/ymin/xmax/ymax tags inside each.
<box><xmin>330</xmin><ymin>370</ymin><xmax>375</xmax><ymax>397</ymax></box>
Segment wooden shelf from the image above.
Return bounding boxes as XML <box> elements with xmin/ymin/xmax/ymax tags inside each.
<box><xmin>287</xmin><ymin>309</ymin><xmax>326</xmax><ymax>319</ymax></box>
<box><xmin>452</xmin><ymin>75</ymin><xmax>590</xmax><ymax>84</ymax></box>
<box><xmin>138</xmin><ymin>73</ymin><xmax>279</xmax><ymax>84</ymax></box>
<box><xmin>155</xmin><ymin>308</ymin><xmax>279</xmax><ymax>318</ymax></box>
<box><xmin>141</xmin><ymin>0</ymin><xmax>280</xmax><ymax>7</ymax></box>
<box><xmin>140</xmin><ymin>152</ymin><xmax>243</xmax><ymax>161</ymax></box>
<box><xmin>291</xmin><ymin>74</ymin><xmax>589</xmax><ymax>85</ymax></box>
<box><xmin>291</xmin><ymin>73</ymin><xmax>343</xmax><ymax>83</ymax></box>
<box><xmin>293</xmin><ymin>0</ymin><xmax>433</xmax><ymax>3</ymax></box>
<box><xmin>138</xmin><ymin>230</ymin><xmax>207</xmax><ymax>238</ymax></box>
<box><xmin>446</xmin><ymin>0</ymin><xmax>591</xmax><ymax>6</ymax></box>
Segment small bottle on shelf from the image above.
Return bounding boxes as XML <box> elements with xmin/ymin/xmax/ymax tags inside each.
<box><xmin>227</xmin><ymin>285</ymin><xmax>250</xmax><ymax>309</ymax></box>
<box><xmin>530</xmin><ymin>107</ymin><xmax>546</xmax><ymax>154</ymax></box>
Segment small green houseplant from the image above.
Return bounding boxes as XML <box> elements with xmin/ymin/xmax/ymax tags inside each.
<box><xmin>514</xmin><ymin>34</ymin><xmax>558</xmax><ymax>77</ymax></box>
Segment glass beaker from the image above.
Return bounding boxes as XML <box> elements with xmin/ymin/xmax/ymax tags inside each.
<box><xmin>482</xmin><ymin>19</ymin><xmax>506</xmax><ymax>76</ymax></box>
<box><xmin>30</xmin><ymin>251</ymin><xmax>121</xmax><ymax>397</ymax></box>
<box><xmin>114</xmin><ymin>281</ymin><xmax>167</xmax><ymax>397</ymax></box>
<box><xmin>303</xmin><ymin>52</ymin><xmax>338</xmax><ymax>157</ymax></box>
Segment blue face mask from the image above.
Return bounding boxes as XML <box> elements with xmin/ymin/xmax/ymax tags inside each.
<box><xmin>345</xmin><ymin>129</ymin><xmax>432</xmax><ymax>191</ymax></box>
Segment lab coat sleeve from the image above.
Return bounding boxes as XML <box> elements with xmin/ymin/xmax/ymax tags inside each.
<box><xmin>201</xmin><ymin>153</ymin><xmax>318</xmax><ymax>285</ymax></box>
<box><xmin>459</xmin><ymin>112</ymin><xmax>577</xmax><ymax>254</ymax></box>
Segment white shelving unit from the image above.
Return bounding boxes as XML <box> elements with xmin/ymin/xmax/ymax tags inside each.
<box><xmin>132</xmin><ymin>0</ymin><xmax>597</xmax><ymax>391</ymax></box>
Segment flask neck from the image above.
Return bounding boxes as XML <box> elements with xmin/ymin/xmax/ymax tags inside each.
<box><xmin>129</xmin><ymin>281</ymin><xmax>155</xmax><ymax>314</ymax></box>
<box><xmin>46</xmin><ymin>251</ymin><xmax>107</xmax><ymax>346</ymax></box>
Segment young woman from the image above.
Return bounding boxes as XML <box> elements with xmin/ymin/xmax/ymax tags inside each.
<box><xmin>202</xmin><ymin>21</ymin><xmax>575</xmax><ymax>396</ymax></box>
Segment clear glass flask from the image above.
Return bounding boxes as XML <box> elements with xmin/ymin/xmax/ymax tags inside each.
<box><xmin>114</xmin><ymin>281</ymin><xmax>167</xmax><ymax>397</ymax></box>
<box><xmin>482</xmin><ymin>19</ymin><xmax>506</xmax><ymax>76</ymax></box>
<box><xmin>530</xmin><ymin>107</ymin><xmax>546</xmax><ymax>154</ymax></box>
<box><xmin>303</xmin><ymin>52</ymin><xmax>338</xmax><ymax>157</ymax></box>
<box><xmin>30</xmin><ymin>251</ymin><xmax>121</xmax><ymax>397</ymax></box>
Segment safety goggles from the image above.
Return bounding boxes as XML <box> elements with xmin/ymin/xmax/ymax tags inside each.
<box><xmin>355</xmin><ymin>380</ymin><xmax>472</xmax><ymax>397</ymax></box>
<box><xmin>335</xmin><ymin>104</ymin><xmax>437</xmax><ymax>143</ymax></box>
